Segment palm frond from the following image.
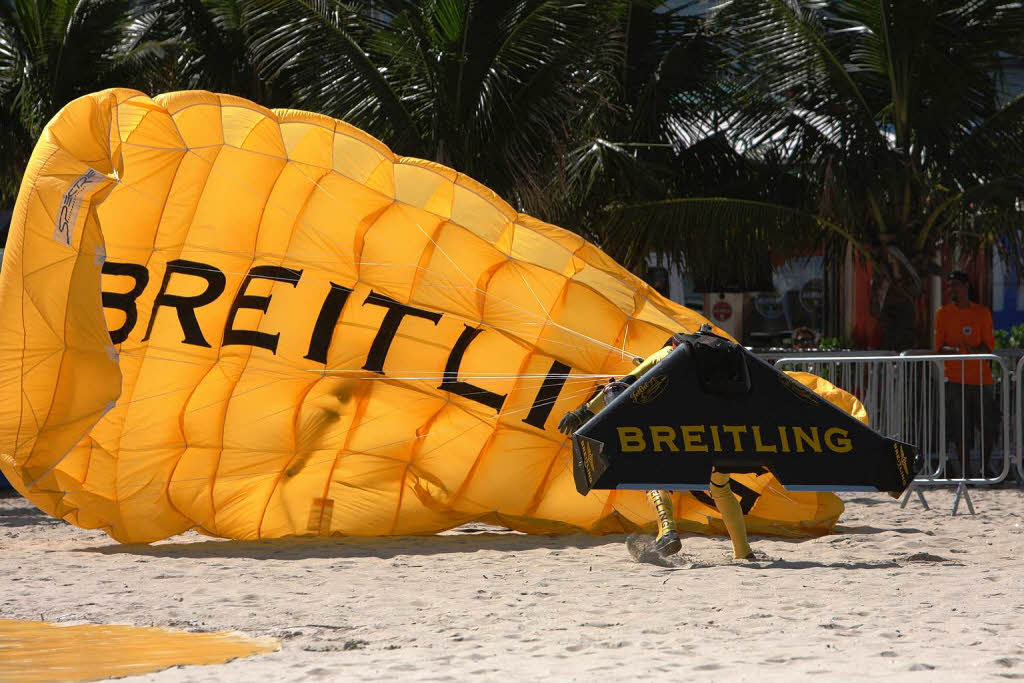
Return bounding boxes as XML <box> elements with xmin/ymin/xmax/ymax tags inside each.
<box><xmin>243</xmin><ymin>0</ymin><xmax>425</xmax><ymax>155</ymax></box>
<box><xmin>600</xmin><ymin>196</ymin><xmax>857</xmax><ymax>287</ymax></box>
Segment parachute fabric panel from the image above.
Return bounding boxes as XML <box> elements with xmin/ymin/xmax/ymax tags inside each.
<box><xmin>1</xmin><ymin>89</ymin><xmax>847</xmax><ymax>542</ymax></box>
<box><xmin>0</xmin><ymin>92</ymin><xmax>122</xmax><ymax>527</ymax></box>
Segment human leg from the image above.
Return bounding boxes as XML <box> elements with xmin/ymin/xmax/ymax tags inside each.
<box><xmin>710</xmin><ymin>470</ymin><xmax>753</xmax><ymax>559</ymax></box>
<box><xmin>945</xmin><ymin>382</ymin><xmax>967</xmax><ymax>479</ymax></box>
<box><xmin>645</xmin><ymin>489</ymin><xmax>681</xmax><ymax>556</ymax></box>
<box><xmin>980</xmin><ymin>385</ymin><xmax>1001</xmax><ymax>478</ymax></box>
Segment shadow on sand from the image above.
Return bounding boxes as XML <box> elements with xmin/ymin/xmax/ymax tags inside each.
<box><xmin>626</xmin><ymin>534</ymin><xmax>913</xmax><ymax>571</ymax></box>
<box><xmin>0</xmin><ymin>501</ymin><xmax>63</xmax><ymax>529</ymax></box>
<box><xmin>76</xmin><ymin>525</ymin><xmax>627</xmax><ymax>561</ymax></box>
<box><xmin>832</xmin><ymin>524</ymin><xmax>930</xmax><ymax>535</ymax></box>
<box><xmin>76</xmin><ymin>520</ymin><xmax>935</xmax><ymax>563</ymax></box>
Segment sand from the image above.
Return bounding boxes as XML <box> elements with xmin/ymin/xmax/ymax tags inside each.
<box><xmin>2</xmin><ymin>487</ymin><xmax>1023</xmax><ymax>681</ymax></box>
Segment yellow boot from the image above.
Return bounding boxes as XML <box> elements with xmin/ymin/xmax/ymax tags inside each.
<box><xmin>645</xmin><ymin>489</ymin><xmax>681</xmax><ymax>556</ymax></box>
<box><xmin>710</xmin><ymin>471</ymin><xmax>753</xmax><ymax>559</ymax></box>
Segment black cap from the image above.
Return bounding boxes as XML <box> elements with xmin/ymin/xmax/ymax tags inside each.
<box><xmin>947</xmin><ymin>270</ymin><xmax>969</xmax><ymax>283</ymax></box>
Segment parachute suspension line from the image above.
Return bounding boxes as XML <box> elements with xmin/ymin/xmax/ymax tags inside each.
<box><xmin>100</xmin><ymin>346</ymin><xmax>602</xmax><ymax>450</ymax></box>
<box><xmin>115</xmin><ymin>343</ymin><xmax>611</xmax><ymax>384</ymax></box>
<box><xmin>103</xmin><ymin>157</ymin><xmax>640</xmax><ymax>363</ymax></box>
<box><xmin>516</xmin><ymin>265</ymin><xmax>552</xmax><ymax>319</ymax></box>
<box><xmin>113</xmin><ymin>136</ymin><xmax>648</xmax><ymax>361</ymax></box>
<box><xmin>47</xmin><ymin>113</ymin><xmax>651</xmax><ymax>503</ymax></box>
<box><xmin>92</xmin><ymin>233</ymin><xmax>623</xmax><ymax>355</ymax></box>
<box><xmin>90</xmin><ymin>229</ymin><xmax>590</xmax><ymax>338</ymax></box>
<box><xmin>65</xmin><ymin>377</ymin><xmax>599</xmax><ymax>494</ymax></box>
<box><xmin>15</xmin><ymin>372</ymin><xmax>286</xmax><ymax>493</ymax></box>
<box><xmin>272</xmin><ymin>148</ymin><xmax>640</xmax><ymax>362</ymax></box>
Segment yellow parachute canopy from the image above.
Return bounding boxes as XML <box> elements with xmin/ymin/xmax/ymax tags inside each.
<box><xmin>0</xmin><ymin>90</ymin><xmax>857</xmax><ymax>543</ymax></box>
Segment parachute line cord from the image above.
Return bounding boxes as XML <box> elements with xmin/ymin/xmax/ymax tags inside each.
<box><xmin>516</xmin><ymin>266</ymin><xmax>552</xmax><ymax>318</ymax></box>
<box><xmin>112</xmin><ymin>136</ymin><xmax>647</xmax><ymax>360</ymax></box>
<box><xmin>104</xmin><ymin>176</ymin><xmax>630</xmax><ymax>360</ymax></box>
<box><xmin>58</xmin><ymin>381</ymin><xmax>598</xmax><ymax>495</ymax></box>
<box><xmin>100</xmin><ymin>347</ymin><xmax>602</xmax><ymax>447</ymax></box>
<box><xmin>27</xmin><ymin>113</ymin><xmax>683</xmax><ymax>510</ymax></box>
<box><xmin>253</xmin><ymin>146</ymin><xmax>637</xmax><ymax>361</ymax></box>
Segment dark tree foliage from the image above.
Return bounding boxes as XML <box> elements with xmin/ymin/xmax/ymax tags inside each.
<box><xmin>603</xmin><ymin>0</ymin><xmax>1024</xmax><ymax>340</ymax></box>
<box><xmin>239</xmin><ymin>0</ymin><xmax>623</xmax><ymax>206</ymax></box>
<box><xmin>1</xmin><ymin>0</ymin><xmax>1022</xmax><ymax>344</ymax></box>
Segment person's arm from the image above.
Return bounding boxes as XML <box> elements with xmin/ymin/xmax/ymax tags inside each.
<box><xmin>584</xmin><ymin>347</ymin><xmax>669</xmax><ymax>414</ymax></box>
<box><xmin>935</xmin><ymin>308</ymin><xmax>960</xmax><ymax>353</ymax></box>
<box><xmin>968</xmin><ymin>308</ymin><xmax>995</xmax><ymax>353</ymax></box>
<box><xmin>557</xmin><ymin>346</ymin><xmax>672</xmax><ymax>435</ymax></box>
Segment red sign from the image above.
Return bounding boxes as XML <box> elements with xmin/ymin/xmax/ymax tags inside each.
<box><xmin>712</xmin><ymin>300</ymin><xmax>733</xmax><ymax>322</ymax></box>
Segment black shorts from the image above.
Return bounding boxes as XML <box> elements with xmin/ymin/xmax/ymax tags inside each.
<box><xmin>944</xmin><ymin>382</ymin><xmax>1000</xmax><ymax>442</ymax></box>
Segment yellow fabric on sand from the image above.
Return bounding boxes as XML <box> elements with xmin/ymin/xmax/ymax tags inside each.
<box><xmin>0</xmin><ymin>619</ymin><xmax>277</xmax><ymax>681</ymax></box>
<box><xmin>1</xmin><ymin>88</ymin><xmax>855</xmax><ymax>543</ymax></box>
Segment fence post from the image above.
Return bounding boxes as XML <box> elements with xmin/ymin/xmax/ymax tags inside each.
<box><xmin>771</xmin><ymin>353</ymin><xmax>1015</xmax><ymax>513</ymax></box>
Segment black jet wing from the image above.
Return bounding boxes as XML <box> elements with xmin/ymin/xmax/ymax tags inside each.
<box><xmin>571</xmin><ymin>330</ymin><xmax>920</xmax><ymax>496</ymax></box>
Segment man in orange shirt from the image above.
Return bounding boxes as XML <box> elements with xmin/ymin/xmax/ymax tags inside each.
<box><xmin>934</xmin><ymin>271</ymin><xmax>999</xmax><ymax>478</ymax></box>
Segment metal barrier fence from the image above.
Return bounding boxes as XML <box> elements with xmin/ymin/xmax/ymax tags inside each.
<box><xmin>772</xmin><ymin>355</ymin><xmax>1016</xmax><ymax>504</ymax></box>
<box><xmin>1016</xmin><ymin>356</ymin><xmax>1024</xmax><ymax>484</ymax></box>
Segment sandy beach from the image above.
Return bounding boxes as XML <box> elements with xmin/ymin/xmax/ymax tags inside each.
<box><xmin>3</xmin><ymin>486</ymin><xmax>1023</xmax><ymax>681</ymax></box>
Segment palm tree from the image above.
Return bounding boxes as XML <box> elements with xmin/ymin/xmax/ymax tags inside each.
<box><xmin>239</xmin><ymin>0</ymin><xmax>623</xmax><ymax>205</ymax></box>
<box><xmin>0</xmin><ymin>0</ymin><xmax>171</xmax><ymax>211</ymax></box>
<box><xmin>142</xmin><ymin>0</ymin><xmax>278</xmax><ymax>102</ymax></box>
<box><xmin>599</xmin><ymin>0</ymin><xmax>1024</xmax><ymax>345</ymax></box>
<box><xmin>545</xmin><ymin>0</ymin><xmax>806</xmax><ymax>294</ymax></box>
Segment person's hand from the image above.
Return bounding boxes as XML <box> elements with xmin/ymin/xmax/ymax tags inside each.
<box><xmin>557</xmin><ymin>406</ymin><xmax>594</xmax><ymax>435</ymax></box>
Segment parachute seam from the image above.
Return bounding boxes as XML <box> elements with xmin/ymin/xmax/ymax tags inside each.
<box><xmin>405</xmin><ymin>211</ymin><xmax>447</xmax><ymax>308</ymax></box>
<box><xmin>257</xmin><ymin>375</ymin><xmax>327</xmax><ymax>538</ymax></box>
<box><xmin>101</xmin><ymin>135</ymin><xmax>190</xmax><ymax>513</ymax></box>
<box><xmin>115</xmin><ymin>136</ymin><xmax>659</xmax><ymax>359</ymax></box>
<box><xmin>117</xmin><ymin>101</ymin><xmax>559</xmax><ymax>254</ymax></box>
<box><xmin>113</xmin><ymin>139</ymin><xmax>224</xmax><ymax>532</ymax></box>
<box><xmin>7</xmin><ymin>137</ymin><xmax>77</xmax><ymax>515</ymax></box>
<box><xmin>110</xmin><ymin>109</ymin><xmax>676</xmax><ymax>361</ymax></box>
<box><xmin>597</xmin><ymin>479</ymin><xmax>620</xmax><ymax>521</ymax></box>
<box><xmin>314</xmin><ymin>387</ymin><xmax>373</xmax><ymax>534</ymax></box>
<box><xmin>120</xmin><ymin>93</ymin><xmax>185</xmax><ymax>151</ymax></box>
<box><xmin>169</xmin><ymin>103</ymin><xmax>524</xmax><ymax>230</ymax></box>
<box><xmin>20</xmin><ymin>252</ymin><xmax>78</xmax><ymax>282</ymax></box>
<box><xmin>522</xmin><ymin>444</ymin><xmax>570</xmax><ymax>519</ymax></box>
<box><xmin>199</xmin><ymin>121</ymin><xmax>293</xmax><ymax>537</ymax></box>
<box><xmin>19</xmin><ymin>202</ymin><xmax>108</xmax><ymax>501</ymax></box>
<box><xmin>19</xmin><ymin>282</ymin><xmax>71</xmax><ymax>344</ymax></box>
<box><xmin>252</xmin><ymin>165</ymin><xmax>331</xmax><ymax>539</ymax></box>
<box><xmin>387</xmin><ymin>402</ymin><xmax>445</xmax><ymax>535</ymax></box>
<box><xmin>441</xmin><ymin>427</ymin><xmax>500</xmax><ymax>514</ymax></box>
<box><xmin>12</xmin><ymin>141</ymin><xmax>80</xmax><ymax>486</ymax></box>
<box><xmin>236</xmin><ymin>113</ymin><xmax>282</xmax><ymax>158</ymax></box>
<box><xmin>473</xmin><ymin>258</ymin><xmax>509</xmax><ymax>329</ymax></box>
<box><xmin>441</xmin><ymin>345</ymin><xmax>536</xmax><ymax>511</ymax></box>
<box><xmin>255</xmin><ymin>161</ymin><xmax>349</xmax><ymax>537</ymax></box>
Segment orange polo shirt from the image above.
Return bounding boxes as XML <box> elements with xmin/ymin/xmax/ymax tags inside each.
<box><xmin>933</xmin><ymin>302</ymin><xmax>994</xmax><ymax>385</ymax></box>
